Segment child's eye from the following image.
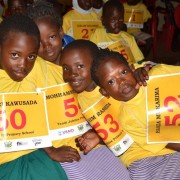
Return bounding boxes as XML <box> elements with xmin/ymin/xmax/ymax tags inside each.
<box><xmin>108</xmin><ymin>79</ymin><xmax>115</xmax><ymax>85</ymax></box>
<box><xmin>77</xmin><ymin>64</ymin><xmax>84</xmax><ymax>69</ymax></box>
<box><xmin>28</xmin><ymin>55</ymin><xmax>37</xmax><ymax>61</ymax></box>
<box><xmin>121</xmin><ymin>70</ymin><xmax>127</xmax><ymax>75</ymax></box>
<box><xmin>50</xmin><ymin>35</ymin><xmax>56</xmax><ymax>40</ymax></box>
<box><xmin>11</xmin><ymin>52</ymin><xmax>19</xmax><ymax>58</ymax></box>
<box><xmin>63</xmin><ymin>67</ymin><xmax>69</xmax><ymax>71</ymax></box>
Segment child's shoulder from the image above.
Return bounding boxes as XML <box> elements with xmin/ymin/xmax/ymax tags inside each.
<box><xmin>63</xmin><ymin>9</ymin><xmax>78</xmax><ymax>18</ymax></box>
<box><xmin>123</xmin><ymin>2</ymin><xmax>147</xmax><ymax>9</ymax></box>
<box><xmin>35</xmin><ymin>56</ymin><xmax>63</xmax><ymax>77</ymax></box>
<box><xmin>149</xmin><ymin>64</ymin><xmax>180</xmax><ymax>76</ymax></box>
<box><xmin>120</xmin><ymin>31</ymin><xmax>134</xmax><ymax>39</ymax></box>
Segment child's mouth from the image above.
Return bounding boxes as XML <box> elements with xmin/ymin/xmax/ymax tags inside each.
<box><xmin>71</xmin><ymin>80</ymin><xmax>82</xmax><ymax>86</ymax></box>
<box><xmin>121</xmin><ymin>84</ymin><xmax>133</xmax><ymax>94</ymax></box>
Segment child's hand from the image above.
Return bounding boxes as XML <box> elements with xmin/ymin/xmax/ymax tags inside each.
<box><xmin>76</xmin><ymin>129</ymin><xmax>101</xmax><ymax>155</ymax></box>
<box><xmin>131</xmin><ymin>64</ymin><xmax>152</xmax><ymax>87</ymax></box>
<box><xmin>44</xmin><ymin>146</ymin><xmax>80</xmax><ymax>162</ymax></box>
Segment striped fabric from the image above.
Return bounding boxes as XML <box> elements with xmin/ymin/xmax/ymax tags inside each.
<box><xmin>61</xmin><ymin>145</ymin><xmax>131</xmax><ymax>180</ymax></box>
<box><xmin>128</xmin><ymin>152</ymin><xmax>180</xmax><ymax>180</ymax></box>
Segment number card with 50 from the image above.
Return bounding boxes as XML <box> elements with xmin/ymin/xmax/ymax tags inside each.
<box><xmin>146</xmin><ymin>73</ymin><xmax>180</xmax><ymax>143</ymax></box>
<box><xmin>0</xmin><ymin>92</ymin><xmax>51</xmax><ymax>152</ymax></box>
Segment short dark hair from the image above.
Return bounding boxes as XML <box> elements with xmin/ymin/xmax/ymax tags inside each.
<box><xmin>26</xmin><ymin>0</ymin><xmax>62</xmax><ymax>28</ymax></box>
<box><xmin>91</xmin><ymin>48</ymin><xmax>128</xmax><ymax>86</ymax></box>
<box><xmin>0</xmin><ymin>14</ymin><xmax>40</xmax><ymax>48</ymax></box>
<box><xmin>61</xmin><ymin>39</ymin><xmax>99</xmax><ymax>62</ymax></box>
<box><xmin>102</xmin><ymin>0</ymin><xmax>124</xmax><ymax>17</ymax></box>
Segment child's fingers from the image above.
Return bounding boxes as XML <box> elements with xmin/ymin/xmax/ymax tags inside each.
<box><xmin>142</xmin><ymin>68</ymin><xmax>149</xmax><ymax>80</ymax></box>
<box><xmin>135</xmin><ymin>83</ymin><xmax>140</xmax><ymax>90</ymax></box>
<box><xmin>130</xmin><ymin>64</ymin><xmax>135</xmax><ymax>72</ymax></box>
<box><xmin>136</xmin><ymin>69</ymin><xmax>149</xmax><ymax>86</ymax></box>
<box><xmin>68</xmin><ymin>149</ymin><xmax>81</xmax><ymax>162</ymax></box>
<box><xmin>144</xmin><ymin>64</ymin><xmax>153</xmax><ymax>72</ymax></box>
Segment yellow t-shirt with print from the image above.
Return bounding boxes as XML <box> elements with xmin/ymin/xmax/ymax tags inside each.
<box><xmin>78</xmin><ymin>86</ymin><xmax>122</xmax><ymax>149</ymax></box>
<box><xmin>0</xmin><ymin>56</ymin><xmax>63</xmax><ymax>164</ymax></box>
<box><xmin>0</xmin><ymin>57</ymin><xmax>84</xmax><ymax>164</ymax></box>
<box><xmin>119</xmin><ymin>64</ymin><xmax>180</xmax><ymax>167</ymax></box>
<box><xmin>123</xmin><ymin>2</ymin><xmax>152</xmax><ymax>33</ymax></box>
<box><xmin>63</xmin><ymin>9</ymin><xmax>101</xmax><ymax>39</ymax></box>
<box><xmin>90</xmin><ymin>27</ymin><xmax>144</xmax><ymax>64</ymax></box>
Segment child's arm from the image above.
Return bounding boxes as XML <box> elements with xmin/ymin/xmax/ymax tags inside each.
<box><xmin>166</xmin><ymin>143</ymin><xmax>180</xmax><ymax>151</ymax></box>
<box><xmin>44</xmin><ymin>146</ymin><xmax>80</xmax><ymax>162</ymax></box>
<box><xmin>76</xmin><ymin>129</ymin><xmax>103</xmax><ymax>155</ymax></box>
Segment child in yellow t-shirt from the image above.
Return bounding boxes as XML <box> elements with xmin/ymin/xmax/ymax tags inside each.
<box><xmin>26</xmin><ymin>0</ymin><xmax>74</xmax><ymax>65</ymax></box>
<box><xmin>28</xmin><ymin>2</ymin><xmax>126</xmax><ymax>179</ymax></box>
<box><xmin>90</xmin><ymin>0</ymin><xmax>144</xmax><ymax>65</ymax></box>
<box><xmin>27</xmin><ymin>1</ymin><xmax>128</xmax><ymax>179</ymax></box>
<box><xmin>60</xmin><ymin>39</ymin><xmax>132</xmax><ymax>180</ymax></box>
<box><xmin>63</xmin><ymin>0</ymin><xmax>102</xmax><ymax>40</ymax></box>
<box><xmin>123</xmin><ymin>0</ymin><xmax>153</xmax><ymax>57</ymax></box>
<box><xmin>60</xmin><ymin>39</ymin><xmax>153</xmax><ymax>179</ymax></box>
<box><xmin>0</xmin><ymin>14</ymin><xmax>67</xmax><ymax>180</ymax></box>
<box><xmin>90</xmin><ymin>48</ymin><xmax>180</xmax><ymax>179</ymax></box>
<box><xmin>92</xmin><ymin>0</ymin><xmax>103</xmax><ymax>20</ymax></box>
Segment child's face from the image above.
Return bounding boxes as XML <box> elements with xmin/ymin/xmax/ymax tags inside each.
<box><xmin>98</xmin><ymin>59</ymin><xmax>138</xmax><ymax>101</ymax></box>
<box><xmin>102</xmin><ymin>7</ymin><xmax>124</xmax><ymax>34</ymax></box>
<box><xmin>78</xmin><ymin>0</ymin><xmax>92</xmax><ymax>10</ymax></box>
<box><xmin>36</xmin><ymin>17</ymin><xmax>63</xmax><ymax>65</ymax></box>
<box><xmin>0</xmin><ymin>32</ymin><xmax>38</xmax><ymax>82</ymax></box>
<box><xmin>93</xmin><ymin>0</ymin><xmax>103</xmax><ymax>9</ymax></box>
<box><xmin>9</xmin><ymin>0</ymin><xmax>26</xmax><ymax>15</ymax></box>
<box><xmin>61</xmin><ymin>48</ymin><xmax>96</xmax><ymax>93</ymax></box>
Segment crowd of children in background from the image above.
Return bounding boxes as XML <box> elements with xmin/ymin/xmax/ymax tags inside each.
<box><xmin>0</xmin><ymin>0</ymin><xmax>179</xmax><ymax>180</ymax></box>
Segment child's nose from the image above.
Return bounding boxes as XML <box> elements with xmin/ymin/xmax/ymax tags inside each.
<box><xmin>117</xmin><ymin>77</ymin><xmax>125</xmax><ymax>86</ymax></box>
<box><xmin>17</xmin><ymin>58</ymin><xmax>26</xmax><ymax>68</ymax></box>
<box><xmin>71</xmin><ymin>68</ymin><xmax>78</xmax><ymax>76</ymax></box>
<box><xmin>42</xmin><ymin>41</ymin><xmax>51</xmax><ymax>50</ymax></box>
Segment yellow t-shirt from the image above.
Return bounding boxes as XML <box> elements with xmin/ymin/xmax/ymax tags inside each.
<box><xmin>77</xmin><ymin>86</ymin><xmax>102</xmax><ymax>111</ymax></box>
<box><xmin>0</xmin><ymin>57</ymin><xmax>64</xmax><ymax>164</ymax></box>
<box><xmin>78</xmin><ymin>86</ymin><xmax>121</xmax><ymax>116</ymax></box>
<box><xmin>0</xmin><ymin>57</ymin><xmax>83</xmax><ymax>164</ymax></box>
<box><xmin>123</xmin><ymin>2</ymin><xmax>152</xmax><ymax>33</ymax></box>
<box><xmin>63</xmin><ymin>9</ymin><xmax>101</xmax><ymax>39</ymax></box>
<box><xmin>90</xmin><ymin>27</ymin><xmax>144</xmax><ymax>64</ymax></box>
<box><xmin>92</xmin><ymin>9</ymin><xmax>102</xmax><ymax>20</ymax></box>
<box><xmin>119</xmin><ymin>64</ymin><xmax>180</xmax><ymax>167</ymax></box>
<box><xmin>0</xmin><ymin>56</ymin><xmax>64</xmax><ymax>93</ymax></box>
<box><xmin>78</xmin><ymin>86</ymin><xmax>122</xmax><ymax>149</ymax></box>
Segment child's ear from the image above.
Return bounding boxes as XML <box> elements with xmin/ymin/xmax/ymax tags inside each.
<box><xmin>99</xmin><ymin>88</ymin><xmax>110</xmax><ymax>98</ymax></box>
